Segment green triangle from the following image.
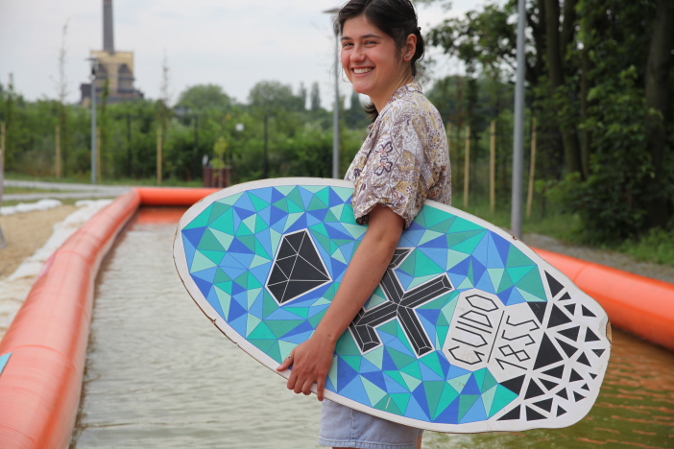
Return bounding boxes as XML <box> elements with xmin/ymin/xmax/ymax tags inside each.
<box><xmin>315</xmin><ymin>187</ymin><xmax>331</xmax><ymax>206</ymax></box>
<box><xmin>273</xmin><ymin>198</ymin><xmax>289</xmax><ymax>212</ymax></box>
<box><xmin>482</xmin><ymin>370</ymin><xmax>498</xmax><ymax>392</ymax></box>
<box><xmin>210</xmin><ymin>208</ymin><xmax>236</xmax><ymax>234</ymax></box>
<box><xmin>341</xmin><ymin>355</ymin><xmax>361</xmax><ymax>372</ymax></box>
<box><xmin>384</xmin><ymin>370</ymin><xmax>407</xmax><ymax>389</ymax></box>
<box><xmin>507</xmin><ymin>266</ymin><xmax>535</xmax><ymax>284</ymax></box>
<box><xmin>490</xmin><ymin>385</ymin><xmax>518</xmax><ymax>416</ymax></box>
<box><xmin>363</xmin><ymin>345</ymin><xmax>384</xmax><ymax>370</ymax></box>
<box><xmin>250</xmin><ymin>338</ymin><xmax>276</xmax><ymax>356</ymax></box>
<box><xmin>333</xmin><ymin>187</ymin><xmax>353</xmax><ymax>202</ymax></box>
<box><xmin>473</xmin><ymin>369</ymin><xmax>486</xmax><ymax>393</ymax></box>
<box><xmin>400</xmin><ymin>372</ymin><xmax>422</xmax><ymax>391</ymax></box>
<box><xmin>506</xmin><ymin>246</ymin><xmax>534</xmax><ymax>268</ymax></box>
<box><xmin>343</xmin><ymin>223</ymin><xmax>367</xmax><ymax>239</ymax></box>
<box><xmin>215</xmin><ymin>286</ymin><xmax>232</xmax><ymax>319</ymax></box>
<box><xmin>218</xmin><ymin>192</ymin><xmax>244</xmax><ymax>206</ymax></box>
<box><xmin>363</xmin><ymin>376</ymin><xmax>387</xmax><ymax>406</ymax></box>
<box><xmin>414</xmin><ymin>251</ymin><xmax>445</xmax><ymax>277</ymax></box>
<box><xmin>308</xmin><ymin>195</ymin><xmax>328</xmax><ymax>211</ymax></box>
<box><xmin>246</xmin><ymin>314</ymin><xmax>262</xmax><ymax>336</ymax></box>
<box><xmin>487</xmin><ymin>268</ymin><xmax>505</xmax><ymax>290</ymax></box>
<box><xmin>391</xmin><ymin>393</ymin><xmax>411</xmax><ymax>414</ymax></box>
<box><xmin>286</xmin><ymin>187</ymin><xmax>306</xmax><ymax>210</ymax></box>
<box><xmin>424</xmin><ymin>207</ymin><xmax>454</xmax><ymax>228</ymax></box>
<box><xmin>250</xmin><ymin>194</ymin><xmax>270</xmax><ymax>212</ymax></box>
<box><xmin>209</xmin><ymin>202</ymin><xmax>231</xmax><ymax>223</ymax></box>
<box><xmin>236</xmin><ymin>219</ymin><xmax>255</xmax><ymax>237</ymax></box>
<box><xmin>374</xmin><ymin>396</ymin><xmax>402</xmax><ymax>415</ymax></box>
<box><xmin>418</xmin><ymin>229</ymin><xmax>445</xmax><ymax>246</ymax></box>
<box><xmin>328</xmin><ymin>204</ymin><xmax>345</xmax><ymax>221</ymax></box>
<box><xmin>278</xmin><ymin>340</ymin><xmax>296</xmax><ymax>360</ymax></box>
<box><xmin>449</xmin><ymin>217</ymin><xmax>484</xmax><ymax>233</ymax></box>
<box><xmin>481</xmin><ymin>386</ymin><xmax>497</xmax><ymax>417</ymax></box>
<box><xmin>434</xmin><ymin>383</ymin><xmax>460</xmax><ymax>419</ymax></box>
<box><xmin>458</xmin><ymin>394</ymin><xmax>479</xmax><ymax>421</ymax></box>
<box><xmin>185</xmin><ymin>209</ymin><xmax>211</xmax><ymax>229</ymax></box>
<box><xmin>424</xmin><ymin>381</ymin><xmax>446</xmax><ymax>417</ymax></box>
<box><xmin>214</xmin><ymin>268</ymin><xmax>232</xmax><ymax>283</ymax></box>
<box><xmin>341</xmin><ymin>205</ymin><xmax>357</xmax><ymax>224</ymax></box>
<box><xmin>262</xmin><ymin>292</ymin><xmax>279</xmax><ymax>318</ymax></box>
<box><xmin>284</xmin><ymin>212</ymin><xmax>305</xmax><ymax>231</ymax></box>
<box><xmin>266</xmin><ymin>342</ymin><xmax>282</xmax><ymax>362</ymax></box>
<box><xmin>518</xmin><ymin>269</ymin><xmax>546</xmax><ymax>299</ymax></box>
<box><xmin>448</xmin><ymin>373</ymin><xmax>471</xmax><ymax>393</ymax></box>
<box><xmin>211</xmin><ymin>228</ymin><xmax>234</xmax><ymax>250</ymax></box>
<box><xmin>248</xmin><ymin>322</ymin><xmax>276</xmax><ymax>340</ymax></box>
<box><xmin>497</xmin><ymin>271</ymin><xmax>515</xmax><ymax>293</ymax></box>
<box><xmin>198</xmin><ymin>229</ymin><xmax>225</xmax><ymax>251</ymax></box>
<box><xmin>452</xmin><ymin>232</ymin><xmax>486</xmax><ymax>254</ymax></box>
<box><xmin>191</xmin><ymin>251</ymin><xmax>217</xmax><ymax>272</ymax></box>
<box><xmin>201</xmin><ymin>249</ymin><xmax>225</xmax><ymax>265</ymax></box>
<box><xmin>287</xmin><ymin>307</ymin><xmax>309</xmax><ymax>319</ymax></box>
<box><xmin>336</xmin><ymin>333</ymin><xmax>361</xmax><ymax>356</ymax></box>
<box><xmin>446</xmin><ymin>230</ymin><xmax>484</xmax><ymax>249</ymax></box>
<box><xmin>421</xmin><ymin>352</ymin><xmax>445</xmax><ymax>378</ymax></box>
<box><xmin>400</xmin><ymin>360</ymin><xmax>422</xmax><ymax>379</ymax></box>
<box><xmin>268</xmin><ymin>319</ymin><xmax>304</xmax><ymax>338</ymax></box>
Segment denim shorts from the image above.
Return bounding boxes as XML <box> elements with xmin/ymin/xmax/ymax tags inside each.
<box><xmin>318</xmin><ymin>399</ymin><xmax>423</xmax><ymax>449</ymax></box>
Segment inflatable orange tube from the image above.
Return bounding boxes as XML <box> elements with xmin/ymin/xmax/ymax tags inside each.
<box><xmin>534</xmin><ymin>248</ymin><xmax>674</xmax><ymax>351</ymax></box>
<box><xmin>0</xmin><ymin>187</ymin><xmax>218</xmax><ymax>449</ymax></box>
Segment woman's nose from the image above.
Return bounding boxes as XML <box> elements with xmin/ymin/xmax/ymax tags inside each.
<box><xmin>351</xmin><ymin>46</ymin><xmax>365</xmax><ymax>62</ymax></box>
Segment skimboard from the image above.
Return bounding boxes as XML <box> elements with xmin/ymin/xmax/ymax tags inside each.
<box><xmin>173</xmin><ymin>178</ymin><xmax>611</xmax><ymax>433</ymax></box>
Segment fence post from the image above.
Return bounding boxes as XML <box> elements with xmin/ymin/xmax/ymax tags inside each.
<box><xmin>463</xmin><ymin>125</ymin><xmax>471</xmax><ymax>209</ymax></box>
<box><xmin>96</xmin><ymin>127</ymin><xmax>102</xmax><ymax>182</ymax></box>
<box><xmin>157</xmin><ymin>127</ymin><xmax>163</xmax><ymax>185</ymax></box>
<box><xmin>55</xmin><ymin>125</ymin><xmax>62</xmax><ymax>178</ymax></box>
<box><xmin>490</xmin><ymin>120</ymin><xmax>496</xmax><ymax>214</ymax></box>
<box><xmin>526</xmin><ymin>118</ymin><xmax>538</xmax><ymax>219</ymax></box>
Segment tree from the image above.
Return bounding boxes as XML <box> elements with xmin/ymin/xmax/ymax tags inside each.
<box><xmin>345</xmin><ymin>89</ymin><xmax>368</xmax><ymax>129</ymax></box>
<box><xmin>177</xmin><ymin>84</ymin><xmax>232</xmax><ymax>112</ymax></box>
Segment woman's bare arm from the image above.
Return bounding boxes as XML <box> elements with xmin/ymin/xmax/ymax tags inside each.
<box><xmin>276</xmin><ymin>205</ymin><xmax>404</xmax><ymax>400</ymax></box>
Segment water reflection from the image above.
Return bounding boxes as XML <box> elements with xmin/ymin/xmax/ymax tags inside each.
<box><xmin>72</xmin><ymin>208</ymin><xmax>674</xmax><ymax>449</ymax></box>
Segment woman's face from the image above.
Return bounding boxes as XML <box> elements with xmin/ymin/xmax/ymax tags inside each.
<box><xmin>340</xmin><ymin>15</ymin><xmax>415</xmax><ymax>111</ymax></box>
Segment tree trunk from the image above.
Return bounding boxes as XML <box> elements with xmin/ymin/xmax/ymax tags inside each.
<box><xmin>544</xmin><ymin>0</ymin><xmax>583</xmax><ymax>178</ymax></box>
<box><xmin>644</xmin><ymin>0</ymin><xmax>674</xmax><ymax>228</ymax></box>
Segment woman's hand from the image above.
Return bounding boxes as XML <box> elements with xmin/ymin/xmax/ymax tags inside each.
<box><xmin>276</xmin><ymin>330</ymin><xmax>336</xmax><ymax>401</ymax></box>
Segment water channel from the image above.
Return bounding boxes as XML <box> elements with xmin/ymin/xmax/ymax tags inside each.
<box><xmin>71</xmin><ymin>208</ymin><xmax>674</xmax><ymax>449</ymax></box>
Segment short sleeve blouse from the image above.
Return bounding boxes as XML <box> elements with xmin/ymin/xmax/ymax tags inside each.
<box><xmin>344</xmin><ymin>82</ymin><xmax>451</xmax><ymax>229</ymax></box>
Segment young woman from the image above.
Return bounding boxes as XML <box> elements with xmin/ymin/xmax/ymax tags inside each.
<box><xmin>277</xmin><ymin>0</ymin><xmax>451</xmax><ymax>447</ymax></box>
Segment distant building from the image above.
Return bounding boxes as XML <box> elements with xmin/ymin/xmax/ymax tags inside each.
<box><xmin>80</xmin><ymin>0</ymin><xmax>143</xmax><ymax>106</ymax></box>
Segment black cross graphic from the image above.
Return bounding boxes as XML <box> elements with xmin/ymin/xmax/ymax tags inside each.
<box><xmin>349</xmin><ymin>248</ymin><xmax>454</xmax><ymax>357</ymax></box>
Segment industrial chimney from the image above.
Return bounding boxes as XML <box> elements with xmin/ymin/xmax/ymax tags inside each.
<box><xmin>103</xmin><ymin>0</ymin><xmax>115</xmax><ymax>54</ymax></box>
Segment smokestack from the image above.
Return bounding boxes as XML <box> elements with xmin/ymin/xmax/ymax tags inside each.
<box><xmin>103</xmin><ymin>0</ymin><xmax>115</xmax><ymax>54</ymax></box>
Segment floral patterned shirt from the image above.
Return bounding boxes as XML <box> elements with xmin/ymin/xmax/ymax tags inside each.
<box><xmin>345</xmin><ymin>82</ymin><xmax>451</xmax><ymax>229</ymax></box>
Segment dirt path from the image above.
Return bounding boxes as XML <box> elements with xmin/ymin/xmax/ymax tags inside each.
<box><xmin>0</xmin><ymin>206</ymin><xmax>77</xmax><ymax>280</ymax></box>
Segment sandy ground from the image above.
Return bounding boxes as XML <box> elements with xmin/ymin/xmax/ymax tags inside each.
<box><xmin>0</xmin><ymin>206</ymin><xmax>78</xmax><ymax>280</ymax></box>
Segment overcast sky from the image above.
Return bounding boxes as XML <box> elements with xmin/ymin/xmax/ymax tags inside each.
<box><xmin>0</xmin><ymin>0</ymin><xmax>484</xmax><ymax>108</ymax></box>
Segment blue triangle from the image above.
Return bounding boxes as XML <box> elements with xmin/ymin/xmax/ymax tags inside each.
<box><xmin>485</xmin><ymin>234</ymin><xmax>506</xmax><ymax>269</ymax></box>
<box><xmin>282</xmin><ymin>320</ymin><xmax>315</xmax><ymax>339</ymax></box>
<box><xmin>325</xmin><ymin>224</ymin><xmax>352</xmax><ymax>240</ymax></box>
<box><xmin>433</xmin><ymin>397</ymin><xmax>460</xmax><ymax>424</ymax></box>
<box><xmin>183</xmin><ymin>238</ymin><xmax>197</xmax><ymax>270</ymax></box>
<box><xmin>286</xmin><ymin>214</ymin><xmax>309</xmax><ymax>233</ymax></box>
<box><xmin>270</xmin><ymin>206</ymin><xmax>289</xmax><ymax>226</ymax></box>
<box><xmin>206</xmin><ymin>289</ymin><xmax>226</xmax><ymax>319</ymax></box>
<box><xmin>234</xmin><ymin>192</ymin><xmax>256</xmax><ymax>211</ymax></box>
<box><xmin>230</xmin><ymin>314</ymin><xmax>248</xmax><ymax>336</ymax></box>
<box><xmin>193</xmin><ymin>267</ymin><xmax>217</xmax><ymax>284</ymax></box>
<box><xmin>0</xmin><ymin>353</ymin><xmax>11</xmax><ymax>376</ymax></box>
<box><xmin>410</xmin><ymin>385</ymin><xmax>431</xmax><ymax>420</ymax></box>
<box><xmin>250</xmin><ymin>186</ymin><xmax>273</xmax><ymax>204</ymax></box>
<box><xmin>299</xmin><ymin>186</ymin><xmax>315</xmax><ymax>208</ymax></box>
<box><xmin>405</xmin><ymin>395</ymin><xmax>430</xmax><ymax>421</ymax></box>
<box><xmin>228</xmin><ymin>298</ymin><xmax>248</xmax><ymax>323</ymax></box>
<box><xmin>340</xmin><ymin>376</ymin><xmax>369</xmax><ymax>404</ymax></box>
<box><xmin>233</xmin><ymin>205</ymin><xmax>256</xmax><ymax>221</ymax></box>
<box><xmin>329</xmin><ymin>188</ymin><xmax>346</xmax><ymax>207</ymax></box>
<box><xmin>460</xmin><ymin>397</ymin><xmax>488</xmax><ymax>423</ymax></box>
<box><xmin>420</xmin><ymin>361</ymin><xmax>444</xmax><ymax>381</ymax></box>
<box><xmin>461</xmin><ymin>374</ymin><xmax>481</xmax><ymax>395</ymax></box>
<box><xmin>362</xmin><ymin>370</ymin><xmax>388</xmax><ymax>391</ymax></box>
<box><xmin>336</xmin><ymin>357</ymin><xmax>360</xmax><ymax>392</ymax></box>
<box><xmin>308</xmin><ymin>208</ymin><xmax>328</xmax><ymax>221</ymax></box>
<box><xmin>475</xmin><ymin>270</ymin><xmax>497</xmax><ymax>294</ymax></box>
<box><xmin>449</xmin><ymin>258</ymin><xmax>471</xmax><ymax>276</ymax></box>
<box><xmin>419</xmin><ymin>248</ymin><xmax>449</xmax><ymax>270</ymax></box>
<box><xmin>505</xmin><ymin>287</ymin><xmax>526</xmax><ymax>306</ymax></box>
<box><xmin>257</xmin><ymin>206</ymin><xmax>272</xmax><ymax>226</ymax></box>
<box><xmin>271</xmin><ymin>187</ymin><xmax>286</xmax><ymax>203</ymax></box>
<box><xmin>493</xmin><ymin>233</ymin><xmax>512</xmax><ymax>266</ymax></box>
<box><xmin>229</xmin><ymin>238</ymin><xmax>254</xmax><ymax>254</ymax></box>
<box><xmin>182</xmin><ymin>227</ymin><xmax>207</xmax><ymax>247</ymax></box>
<box><xmin>384</xmin><ymin>373</ymin><xmax>411</xmax><ymax>394</ymax></box>
<box><xmin>193</xmin><ymin>276</ymin><xmax>214</xmax><ymax>299</ymax></box>
<box><xmin>472</xmin><ymin>234</ymin><xmax>490</xmax><ymax>265</ymax></box>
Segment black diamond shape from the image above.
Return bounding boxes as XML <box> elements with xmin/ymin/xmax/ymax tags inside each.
<box><xmin>267</xmin><ymin>230</ymin><xmax>330</xmax><ymax>304</ymax></box>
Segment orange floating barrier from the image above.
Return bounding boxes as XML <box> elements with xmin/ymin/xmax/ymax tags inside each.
<box><xmin>534</xmin><ymin>248</ymin><xmax>674</xmax><ymax>352</ymax></box>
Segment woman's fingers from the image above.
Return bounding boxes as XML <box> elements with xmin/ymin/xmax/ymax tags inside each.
<box><xmin>276</xmin><ymin>352</ymin><xmax>294</xmax><ymax>371</ymax></box>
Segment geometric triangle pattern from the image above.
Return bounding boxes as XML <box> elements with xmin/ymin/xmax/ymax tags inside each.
<box><xmin>175</xmin><ymin>180</ymin><xmax>611</xmax><ymax>433</ymax></box>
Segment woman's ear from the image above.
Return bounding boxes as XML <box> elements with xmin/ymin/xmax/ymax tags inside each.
<box><xmin>403</xmin><ymin>33</ymin><xmax>417</xmax><ymax>61</ymax></box>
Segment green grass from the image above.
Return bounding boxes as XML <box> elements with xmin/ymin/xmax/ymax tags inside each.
<box><xmin>459</xmin><ymin>198</ymin><xmax>674</xmax><ymax>268</ymax></box>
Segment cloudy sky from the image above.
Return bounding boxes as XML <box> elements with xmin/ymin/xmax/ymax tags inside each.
<box><xmin>0</xmin><ymin>0</ymin><xmax>482</xmax><ymax>108</ymax></box>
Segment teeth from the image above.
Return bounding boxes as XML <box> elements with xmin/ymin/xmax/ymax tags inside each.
<box><xmin>353</xmin><ymin>68</ymin><xmax>372</xmax><ymax>74</ymax></box>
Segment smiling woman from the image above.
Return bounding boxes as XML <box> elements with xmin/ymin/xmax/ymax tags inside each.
<box><xmin>273</xmin><ymin>1</ymin><xmax>451</xmax><ymax>449</ymax></box>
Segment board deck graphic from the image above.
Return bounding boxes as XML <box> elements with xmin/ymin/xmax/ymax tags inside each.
<box><xmin>173</xmin><ymin>178</ymin><xmax>611</xmax><ymax>433</ymax></box>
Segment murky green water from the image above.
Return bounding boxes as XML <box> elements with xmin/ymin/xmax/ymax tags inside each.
<box><xmin>71</xmin><ymin>208</ymin><xmax>674</xmax><ymax>449</ymax></box>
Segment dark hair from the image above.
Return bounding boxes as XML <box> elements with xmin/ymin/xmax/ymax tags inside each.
<box><xmin>337</xmin><ymin>0</ymin><xmax>425</xmax><ymax>120</ymax></box>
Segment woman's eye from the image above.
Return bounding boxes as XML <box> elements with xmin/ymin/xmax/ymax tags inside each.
<box><xmin>342</xmin><ymin>42</ymin><xmax>353</xmax><ymax>49</ymax></box>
